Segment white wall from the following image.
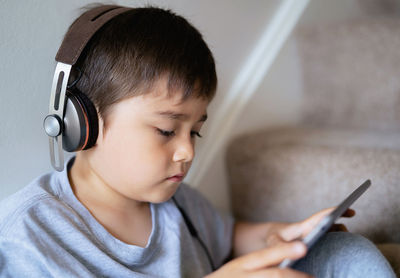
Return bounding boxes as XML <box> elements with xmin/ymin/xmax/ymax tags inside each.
<box><xmin>0</xmin><ymin>0</ymin><xmax>281</xmax><ymax>199</ymax></box>
<box><xmin>232</xmin><ymin>0</ymin><xmax>386</xmax><ymax>138</ymax></box>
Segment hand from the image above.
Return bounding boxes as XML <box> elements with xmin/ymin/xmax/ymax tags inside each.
<box><xmin>205</xmin><ymin>241</ymin><xmax>313</xmax><ymax>278</ymax></box>
<box><xmin>233</xmin><ymin>208</ymin><xmax>355</xmax><ymax>257</ymax></box>
<box><xmin>271</xmin><ymin>208</ymin><xmax>355</xmax><ymax>245</ymax></box>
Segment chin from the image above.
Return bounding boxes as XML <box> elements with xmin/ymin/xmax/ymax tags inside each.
<box><xmin>150</xmin><ymin>183</ymin><xmax>181</xmax><ymax>203</ymax></box>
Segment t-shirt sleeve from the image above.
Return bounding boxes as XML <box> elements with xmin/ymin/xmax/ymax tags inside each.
<box><xmin>173</xmin><ymin>183</ymin><xmax>234</xmax><ymax>268</ymax></box>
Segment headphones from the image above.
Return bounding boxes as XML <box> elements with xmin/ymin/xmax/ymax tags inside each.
<box><xmin>43</xmin><ymin>5</ymin><xmax>132</xmax><ymax>171</ymax></box>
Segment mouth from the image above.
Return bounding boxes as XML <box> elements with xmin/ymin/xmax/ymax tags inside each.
<box><xmin>167</xmin><ymin>173</ymin><xmax>184</xmax><ymax>182</ymax></box>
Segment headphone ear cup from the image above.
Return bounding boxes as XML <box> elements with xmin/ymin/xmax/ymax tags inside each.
<box><xmin>63</xmin><ymin>89</ymin><xmax>99</xmax><ymax>152</ymax></box>
<box><xmin>72</xmin><ymin>89</ymin><xmax>99</xmax><ymax>150</ymax></box>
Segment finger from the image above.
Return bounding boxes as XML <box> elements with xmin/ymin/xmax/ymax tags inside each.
<box><xmin>329</xmin><ymin>223</ymin><xmax>348</xmax><ymax>232</ymax></box>
<box><xmin>251</xmin><ymin>268</ymin><xmax>314</xmax><ymax>278</ymax></box>
<box><xmin>300</xmin><ymin>207</ymin><xmax>335</xmax><ymax>236</ymax></box>
<box><xmin>342</xmin><ymin>208</ymin><xmax>355</xmax><ymax>218</ymax></box>
<box><xmin>239</xmin><ymin>242</ymin><xmax>307</xmax><ymax>271</ymax></box>
<box><xmin>281</xmin><ymin>209</ymin><xmax>335</xmax><ymax>241</ymax></box>
<box><xmin>279</xmin><ymin>223</ymin><xmax>304</xmax><ymax>242</ymax></box>
<box><xmin>266</xmin><ymin>232</ymin><xmax>287</xmax><ymax>246</ymax></box>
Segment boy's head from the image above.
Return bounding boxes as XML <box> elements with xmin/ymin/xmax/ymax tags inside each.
<box><xmin>68</xmin><ymin>5</ymin><xmax>216</xmax><ymax>203</ymax></box>
<box><xmin>72</xmin><ymin>5</ymin><xmax>217</xmax><ymax>128</ymax></box>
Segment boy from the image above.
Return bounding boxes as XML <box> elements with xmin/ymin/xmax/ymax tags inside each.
<box><xmin>0</xmin><ymin>4</ymin><xmax>395</xmax><ymax>277</ymax></box>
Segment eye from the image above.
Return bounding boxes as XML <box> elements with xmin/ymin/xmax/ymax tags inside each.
<box><xmin>156</xmin><ymin>128</ymin><xmax>203</xmax><ymax>138</ymax></box>
<box><xmin>191</xmin><ymin>131</ymin><xmax>202</xmax><ymax>138</ymax></box>
<box><xmin>157</xmin><ymin>128</ymin><xmax>175</xmax><ymax>137</ymax></box>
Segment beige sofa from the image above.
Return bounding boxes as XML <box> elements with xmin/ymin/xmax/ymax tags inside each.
<box><xmin>226</xmin><ymin>18</ymin><xmax>400</xmax><ymax>276</ymax></box>
<box><xmin>227</xmin><ymin>127</ymin><xmax>400</xmax><ymax>275</ymax></box>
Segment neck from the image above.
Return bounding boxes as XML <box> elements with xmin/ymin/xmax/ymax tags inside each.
<box><xmin>69</xmin><ymin>153</ymin><xmax>147</xmax><ymax>213</ymax></box>
<box><xmin>68</xmin><ymin>153</ymin><xmax>152</xmax><ymax>246</ymax></box>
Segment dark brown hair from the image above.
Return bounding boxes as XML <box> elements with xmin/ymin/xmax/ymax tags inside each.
<box><xmin>71</xmin><ymin>5</ymin><xmax>217</xmax><ymax>124</ymax></box>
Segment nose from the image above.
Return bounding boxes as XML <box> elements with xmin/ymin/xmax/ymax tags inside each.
<box><xmin>173</xmin><ymin>135</ymin><xmax>195</xmax><ymax>163</ymax></box>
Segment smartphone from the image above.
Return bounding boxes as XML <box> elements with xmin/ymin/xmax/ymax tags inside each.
<box><xmin>279</xmin><ymin>179</ymin><xmax>371</xmax><ymax>268</ymax></box>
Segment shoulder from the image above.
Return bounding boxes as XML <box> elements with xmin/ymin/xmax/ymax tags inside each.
<box><xmin>0</xmin><ymin>171</ymin><xmax>71</xmax><ymax>238</ymax></box>
<box><xmin>173</xmin><ymin>183</ymin><xmax>234</xmax><ymax>266</ymax></box>
<box><xmin>0</xmin><ymin>172</ymin><xmax>92</xmax><ymax>277</ymax></box>
<box><xmin>174</xmin><ymin>182</ymin><xmax>202</xmax><ymax>200</ymax></box>
<box><xmin>174</xmin><ymin>183</ymin><xmax>212</xmax><ymax>211</ymax></box>
<box><xmin>173</xmin><ymin>182</ymin><xmax>232</xmax><ymax>227</ymax></box>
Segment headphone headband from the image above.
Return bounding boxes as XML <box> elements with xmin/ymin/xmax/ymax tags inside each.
<box><xmin>44</xmin><ymin>5</ymin><xmax>132</xmax><ymax>171</ymax></box>
<box><xmin>56</xmin><ymin>5</ymin><xmax>131</xmax><ymax>65</ymax></box>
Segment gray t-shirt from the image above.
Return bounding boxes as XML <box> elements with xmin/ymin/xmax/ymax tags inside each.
<box><xmin>0</xmin><ymin>158</ymin><xmax>233</xmax><ymax>277</ymax></box>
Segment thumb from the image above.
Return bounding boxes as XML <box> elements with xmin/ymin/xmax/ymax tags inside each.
<box><xmin>281</xmin><ymin>208</ymin><xmax>336</xmax><ymax>241</ymax></box>
<box><xmin>279</xmin><ymin>223</ymin><xmax>304</xmax><ymax>242</ymax></box>
<box><xmin>300</xmin><ymin>207</ymin><xmax>335</xmax><ymax>236</ymax></box>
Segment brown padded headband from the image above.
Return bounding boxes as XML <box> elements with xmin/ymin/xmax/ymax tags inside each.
<box><xmin>55</xmin><ymin>5</ymin><xmax>132</xmax><ymax>65</ymax></box>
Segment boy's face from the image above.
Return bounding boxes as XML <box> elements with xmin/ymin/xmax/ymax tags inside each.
<box><xmin>81</xmin><ymin>79</ymin><xmax>209</xmax><ymax>204</ymax></box>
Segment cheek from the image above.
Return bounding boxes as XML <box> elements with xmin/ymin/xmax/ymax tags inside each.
<box><xmin>100</xmin><ymin>129</ymin><xmax>171</xmax><ymax>178</ymax></box>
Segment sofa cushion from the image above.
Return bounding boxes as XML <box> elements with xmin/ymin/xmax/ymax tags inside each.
<box><xmin>296</xmin><ymin>18</ymin><xmax>400</xmax><ymax>131</ymax></box>
<box><xmin>377</xmin><ymin>243</ymin><xmax>400</xmax><ymax>277</ymax></box>
<box><xmin>226</xmin><ymin>127</ymin><xmax>400</xmax><ymax>243</ymax></box>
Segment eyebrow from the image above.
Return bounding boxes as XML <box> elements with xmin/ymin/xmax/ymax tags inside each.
<box><xmin>155</xmin><ymin>111</ymin><xmax>208</xmax><ymax>122</ymax></box>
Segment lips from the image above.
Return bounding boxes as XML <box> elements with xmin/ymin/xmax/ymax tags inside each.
<box><xmin>167</xmin><ymin>173</ymin><xmax>184</xmax><ymax>181</ymax></box>
<box><xmin>169</xmin><ymin>173</ymin><xmax>184</xmax><ymax>178</ymax></box>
